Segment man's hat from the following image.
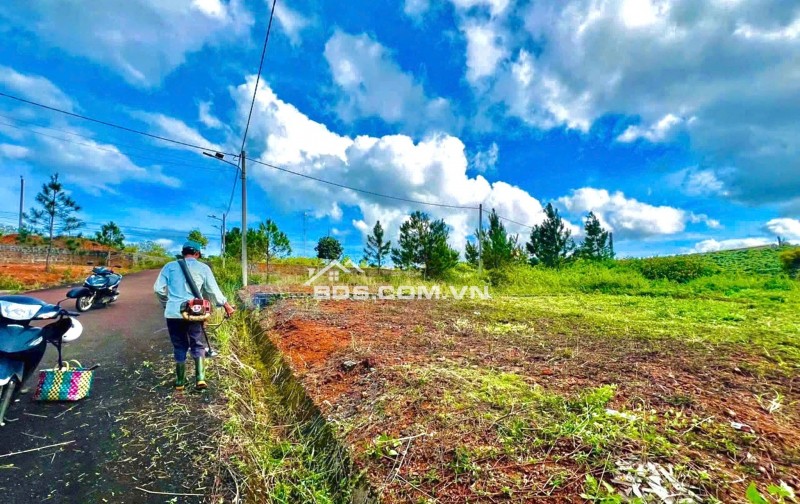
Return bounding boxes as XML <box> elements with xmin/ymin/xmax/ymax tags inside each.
<box><xmin>182</xmin><ymin>240</ymin><xmax>203</xmax><ymax>256</ymax></box>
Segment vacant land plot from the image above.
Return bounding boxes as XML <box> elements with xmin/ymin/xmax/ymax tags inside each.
<box><xmin>0</xmin><ymin>263</ymin><xmax>91</xmax><ymax>290</ymax></box>
<box><xmin>262</xmin><ymin>270</ymin><xmax>799</xmax><ymax>503</ymax></box>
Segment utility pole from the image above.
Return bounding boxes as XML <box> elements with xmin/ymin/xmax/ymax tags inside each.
<box><xmin>221</xmin><ymin>213</ymin><xmax>226</xmax><ymax>264</ymax></box>
<box><xmin>241</xmin><ymin>150</ymin><xmax>248</xmax><ymax>287</ymax></box>
<box><xmin>478</xmin><ymin>203</ymin><xmax>483</xmax><ymax>274</ymax></box>
<box><xmin>18</xmin><ymin>176</ymin><xmax>24</xmax><ymax>232</ymax></box>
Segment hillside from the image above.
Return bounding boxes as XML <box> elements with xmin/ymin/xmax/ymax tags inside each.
<box><xmin>695</xmin><ymin>244</ymin><xmax>794</xmax><ymax>276</ymax></box>
<box><xmin>0</xmin><ymin>234</ymin><xmax>113</xmax><ymax>252</ymax></box>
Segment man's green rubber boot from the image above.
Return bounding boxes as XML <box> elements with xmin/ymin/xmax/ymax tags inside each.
<box><xmin>195</xmin><ymin>357</ymin><xmax>207</xmax><ymax>390</ymax></box>
<box><xmin>175</xmin><ymin>362</ymin><xmax>186</xmax><ymax>391</ymax></box>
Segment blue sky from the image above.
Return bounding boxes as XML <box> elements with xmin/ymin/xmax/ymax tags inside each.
<box><xmin>0</xmin><ymin>0</ymin><xmax>798</xmax><ymax>259</ymax></box>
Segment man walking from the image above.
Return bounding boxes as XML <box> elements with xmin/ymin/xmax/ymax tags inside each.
<box><xmin>154</xmin><ymin>240</ymin><xmax>235</xmax><ymax>390</ymax></box>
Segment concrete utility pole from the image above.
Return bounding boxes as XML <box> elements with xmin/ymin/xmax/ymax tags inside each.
<box><xmin>241</xmin><ymin>150</ymin><xmax>248</xmax><ymax>287</ymax></box>
<box><xmin>302</xmin><ymin>211</ymin><xmax>307</xmax><ymax>257</ymax></box>
<box><xmin>18</xmin><ymin>176</ymin><xmax>24</xmax><ymax>232</ymax></box>
<box><xmin>478</xmin><ymin>203</ymin><xmax>483</xmax><ymax>274</ymax></box>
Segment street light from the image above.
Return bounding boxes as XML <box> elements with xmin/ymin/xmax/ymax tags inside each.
<box><xmin>208</xmin><ymin>213</ymin><xmax>226</xmax><ymax>267</ymax></box>
<box><xmin>203</xmin><ymin>150</ymin><xmax>248</xmax><ymax>287</ymax></box>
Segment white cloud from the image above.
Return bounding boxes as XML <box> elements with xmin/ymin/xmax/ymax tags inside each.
<box><xmin>0</xmin><ymin>143</ymin><xmax>30</xmax><ymax>159</ymax></box>
<box><xmin>198</xmin><ymin>101</ymin><xmax>223</xmax><ymax>130</ymax></box>
<box><xmin>558</xmin><ymin>187</ymin><xmax>715</xmax><ymax>239</ymax></box>
<box><xmin>690</xmin><ymin>237</ymin><xmax>772</xmax><ymax>253</ymax></box>
<box><xmin>274</xmin><ymin>1</ymin><xmax>311</xmax><ymax>46</ymax></box>
<box><xmin>0</xmin><ymin>65</ymin><xmax>75</xmax><ymax>111</ymax></box>
<box><xmin>462</xmin><ymin>21</ymin><xmax>507</xmax><ymax>83</ymax></box>
<box><xmin>229</xmin><ymin>76</ymin><xmax>544</xmax><ymax>251</ymax></box>
<box><xmin>404</xmin><ymin>0</ymin><xmax>431</xmax><ymax>18</ymax></box>
<box><xmin>0</xmin><ymin>1</ymin><xmax>253</xmax><ymax>86</ymax></box>
<box><xmin>617</xmin><ymin>114</ymin><xmax>685</xmax><ymax>143</ymax></box>
<box><xmin>674</xmin><ymin>168</ymin><xmax>730</xmax><ymax>197</ymax></box>
<box><xmin>323</xmin><ymin>31</ymin><xmax>457</xmax><ymax>134</ymax></box>
<box><xmin>133</xmin><ymin>111</ymin><xmax>225</xmax><ymax>154</ymax></box>
<box><xmin>765</xmin><ymin>218</ymin><xmax>800</xmax><ymax>241</ymax></box>
<box><xmin>470</xmin><ymin>142</ymin><xmax>499</xmax><ymax>172</ymax></box>
<box><xmin>448</xmin><ymin>0</ymin><xmax>800</xmax><ymax>204</ymax></box>
<box><xmin>451</xmin><ymin>0</ymin><xmax>510</xmax><ymax>17</ymax></box>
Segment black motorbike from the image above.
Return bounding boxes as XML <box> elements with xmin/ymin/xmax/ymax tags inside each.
<box><xmin>73</xmin><ymin>266</ymin><xmax>122</xmax><ymax>312</ymax></box>
<box><xmin>0</xmin><ymin>291</ymin><xmax>84</xmax><ymax>426</ymax></box>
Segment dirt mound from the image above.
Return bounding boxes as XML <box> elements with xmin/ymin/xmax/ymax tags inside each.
<box><xmin>0</xmin><ymin>234</ymin><xmax>113</xmax><ymax>252</ymax></box>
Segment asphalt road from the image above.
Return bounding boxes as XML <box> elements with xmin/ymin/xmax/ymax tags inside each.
<box><xmin>0</xmin><ymin>269</ymin><xmax>189</xmax><ymax>503</ymax></box>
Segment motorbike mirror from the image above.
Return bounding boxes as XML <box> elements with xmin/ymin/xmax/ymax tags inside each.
<box><xmin>56</xmin><ymin>297</ymin><xmax>68</xmax><ymax>307</ymax></box>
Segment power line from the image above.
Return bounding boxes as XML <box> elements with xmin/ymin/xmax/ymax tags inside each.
<box><xmin>240</xmin><ymin>0</ymin><xmax>278</xmax><ymax>155</ymax></box>
<box><xmin>496</xmin><ymin>214</ymin><xmax>535</xmax><ymax>230</ymax></box>
<box><xmin>0</xmin><ymin>119</ymin><xmax>230</xmax><ymax>174</ymax></box>
<box><xmin>247</xmin><ymin>158</ymin><xmax>480</xmax><ymax>210</ymax></box>
<box><xmin>0</xmin><ymin>112</ymin><xmax>227</xmax><ymax>168</ymax></box>
<box><xmin>0</xmin><ymin>91</ymin><xmax>235</xmax><ymax>156</ymax></box>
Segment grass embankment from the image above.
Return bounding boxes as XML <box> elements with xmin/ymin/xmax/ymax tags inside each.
<box><xmin>207</xmin><ymin>259</ymin><xmax>363</xmax><ymax>503</ymax></box>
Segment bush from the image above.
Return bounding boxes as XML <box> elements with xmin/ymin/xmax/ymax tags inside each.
<box><xmin>779</xmin><ymin>248</ymin><xmax>800</xmax><ymax>278</ymax></box>
<box><xmin>630</xmin><ymin>256</ymin><xmax>720</xmax><ymax>284</ymax></box>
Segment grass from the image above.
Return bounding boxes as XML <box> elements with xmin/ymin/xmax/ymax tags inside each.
<box><xmin>207</xmin><ymin>249</ymin><xmax>800</xmax><ymax>502</ymax></box>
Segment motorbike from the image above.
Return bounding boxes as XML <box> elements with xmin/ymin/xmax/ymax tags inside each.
<box><xmin>73</xmin><ymin>266</ymin><xmax>122</xmax><ymax>312</ymax></box>
<box><xmin>0</xmin><ymin>290</ymin><xmax>84</xmax><ymax>426</ymax></box>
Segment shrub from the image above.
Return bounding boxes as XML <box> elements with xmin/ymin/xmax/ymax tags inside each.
<box><xmin>779</xmin><ymin>248</ymin><xmax>800</xmax><ymax>278</ymax></box>
<box><xmin>631</xmin><ymin>256</ymin><xmax>720</xmax><ymax>284</ymax></box>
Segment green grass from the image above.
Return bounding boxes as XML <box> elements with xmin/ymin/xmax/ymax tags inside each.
<box><xmin>699</xmin><ymin>245</ymin><xmax>796</xmax><ymax>276</ymax></box>
<box><xmin>0</xmin><ymin>275</ymin><xmax>24</xmax><ymax>292</ymax></box>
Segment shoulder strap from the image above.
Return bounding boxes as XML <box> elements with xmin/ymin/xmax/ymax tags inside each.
<box><xmin>177</xmin><ymin>259</ymin><xmax>203</xmax><ymax>299</ymax></box>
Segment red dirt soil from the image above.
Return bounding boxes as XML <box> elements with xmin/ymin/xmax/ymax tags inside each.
<box><xmin>0</xmin><ymin>234</ymin><xmax>113</xmax><ymax>252</ymax></box>
<box><xmin>0</xmin><ymin>263</ymin><xmax>95</xmax><ymax>288</ymax></box>
<box><xmin>266</xmin><ymin>299</ymin><xmax>800</xmax><ymax>503</ymax></box>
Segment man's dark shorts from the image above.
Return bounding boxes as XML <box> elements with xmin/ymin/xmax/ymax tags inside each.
<box><xmin>166</xmin><ymin>319</ymin><xmax>206</xmax><ymax>362</ymax></box>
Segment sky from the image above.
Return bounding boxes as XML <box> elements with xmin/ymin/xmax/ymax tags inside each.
<box><xmin>0</xmin><ymin>0</ymin><xmax>798</xmax><ymax>259</ymax></box>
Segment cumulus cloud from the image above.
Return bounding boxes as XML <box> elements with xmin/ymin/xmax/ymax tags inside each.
<box><xmin>323</xmin><ymin>31</ymin><xmax>457</xmax><ymax>135</ymax></box>
<box><xmin>462</xmin><ymin>21</ymin><xmax>507</xmax><ymax>83</ymax></box>
<box><xmin>229</xmin><ymin>76</ymin><xmax>543</xmax><ymax>251</ymax></box>
<box><xmin>765</xmin><ymin>218</ymin><xmax>800</xmax><ymax>241</ymax></box>
<box><xmin>690</xmin><ymin>238</ymin><xmax>773</xmax><ymax>253</ymax></box>
<box><xmin>448</xmin><ymin>0</ymin><xmax>800</xmax><ymax>205</ymax></box>
<box><xmin>0</xmin><ymin>0</ymin><xmax>252</xmax><ymax>86</ymax></box>
<box><xmin>0</xmin><ymin>65</ymin><xmax>75</xmax><ymax>111</ymax></box>
<box><xmin>133</xmin><ymin>111</ymin><xmax>225</xmax><ymax>154</ymax></box>
<box><xmin>558</xmin><ymin>187</ymin><xmax>716</xmax><ymax>239</ymax></box>
<box><xmin>274</xmin><ymin>1</ymin><xmax>311</xmax><ymax>46</ymax></box>
<box><xmin>198</xmin><ymin>101</ymin><xmax>224</xmax><ymax>130</ymax></box>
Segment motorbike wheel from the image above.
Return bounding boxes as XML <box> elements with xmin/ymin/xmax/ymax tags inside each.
<box><xmin>76</xmin><ymin>295</ymin><xmax>94</xmax><ymax>312</ymax></box>
<box><xmin>0</xmin><ymin>378</ymin><xmax>19</xmax><ymax>427</ymax></box>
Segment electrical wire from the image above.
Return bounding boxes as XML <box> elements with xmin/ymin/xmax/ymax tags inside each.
<box><xmin>0</xmin><ymin>91</ymin><xmax>236</xmax><ymax>156</ymax></box>
<box><xmin>0</xmin><ymin>112</ymin><xmax>228</xmax><ymax>168</ymax></box>
<box><xmin>240</xmin><ymin>0</ymin><xmax>278</xmax><ymax>155</ymax></box>
<box><xmin>0</xmin><ymin>119</ymin><xmax>230</xmax><ymax>174</ymax></box>
<box><xmin>247</xmin><ymin>157</ymin><xmax>480</xmax><ymax>210</ymax></box>
<box><xmin>496</xmin><ymin>214</ymin><xmax>535</xmax><ymax>230</ymax></box>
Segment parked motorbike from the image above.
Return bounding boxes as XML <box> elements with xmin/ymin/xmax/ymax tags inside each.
<box><xmin>0</xmin><ymin>290</ymin><xmax>84</xmax><ymax>426</ymax></box>
<box><xmin>73</xmin><ymin>266</ymin><xmax>122</xmax><ymax>312</ymax></box>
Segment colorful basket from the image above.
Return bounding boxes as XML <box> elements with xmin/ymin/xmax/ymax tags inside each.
<box><xmin>33</xmin><ymin>361</ymin><xmax>95</xmax><ymax>402</ymax></box>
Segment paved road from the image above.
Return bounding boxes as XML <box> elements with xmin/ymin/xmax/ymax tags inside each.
<box><xmin>0</xmin><ymin>269</ymin><xmax>188</xmax><ymax>503</ymax></box>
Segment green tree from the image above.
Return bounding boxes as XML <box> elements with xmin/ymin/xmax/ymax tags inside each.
<box><xmin>94</xmin><ymin>221</ymin><xmax>126</xmax><ymax>250</ymax></box>
<box><xmin>391</xmin><ymin>211</ymin><xmax>459</xmax><ymax>278</ymax></box>
<box><xmin>187</xmin><ymin>229</ymin><xmax>209</xmax><ymax>249</ymax></box>
<box><xmin>577</xmin><ymin>212</ymin><xmax>614</xmax><ymax>260</ymax></box>
<box><xmin>226</xmin><ymin>220</ymin><xmax>292</xmax><ymax>275</ymax></box>
<box><xmin>779</xmin><ymin>248</ymin><xmax>800</xmax><ymax>278</ymax></box>
<box><xmin>363</xmin><ymin>220</ymin><xmax>392</xmax><ymax>269</ymax></box>
<box><xmin>25</xmin><ymin>173</ymin><xmax>83</xmax><ymax>271</ymax></box>
<box><xmin>526</xmin><ymin>203</ymin><xmax>574</xmax><ymax>268</ymax></box>
<box><xmin>481</xmin><ymin>209</ymin><xmax>517</xmax><ymax>269</ymax></box>
<box><xmin>464</xmin><ymin>240</ymin><xmax>480</xmax><ymax>266</ymax></box>
<box><xmin>316</xmin><ymin>236</ymin><xmax>344</xmax><ymax>261</ymax></box>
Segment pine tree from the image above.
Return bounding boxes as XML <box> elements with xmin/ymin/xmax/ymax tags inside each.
<box><xmin>363</xmin><ymin>220</ymin><xmax>391</xmax><ymax>269</ymax></box>
<box><xmin>391</xmin><ymin>211</ymin><xmax>459</xmax><ymax>278</ymax></box>
<box><xmin>187</xmin><ymin>229</ymin><xmax>209</xmax><ymax>249</ymax></box>
<box><xmin>94</xmin><ymin>221</ymin><xmax>126</xmax><ymax>250</ymax></box>
<box><xmin>578</xmin><ymin>212</ymin><xmax>613</xmax><ymax>260</ymax></box>
<box><xmin>526</xmin><ymin>203</ymin><xmax>574</xmax><ymax>267</ymax></box>
<box><xmin>481</xmin><ymin>209</ymin><xmax>516</xmax><ymax>269</ymax></box>
<box><xmin>25</xmin><ymin>173</ymin><xmax>83</xmax><ymax>271</ymax></box>
<box><xmin>464</xmin><ymin>240</ymin><xmax>480</xmax><ymax>266</ymax></box>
